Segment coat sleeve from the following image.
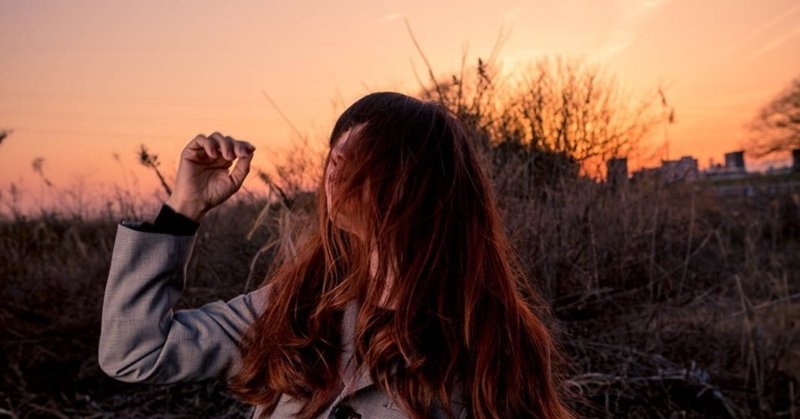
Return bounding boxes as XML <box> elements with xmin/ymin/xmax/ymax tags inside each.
<box><xmin>98</xmin><ymin>223</ymin><xmax>270</xmax><ymax>384</ymax></box>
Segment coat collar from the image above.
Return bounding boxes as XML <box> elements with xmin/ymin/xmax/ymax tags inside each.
<box><xmin>338</xmin><ymin>301</ymin><xmax>409</xmax><ymax>396</ymax></box>
<box><xmin>339</xmin><ymin>298</ymin><xmax>374</xmax><ymax>396</ymax></box>
<box><xmin>334</xmin><ymin>299</ymin><xmax>467</xmax><ymax>416</ymax></box>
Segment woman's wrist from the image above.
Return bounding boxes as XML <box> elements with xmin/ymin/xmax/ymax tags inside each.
<box><xmin>164</xmin><ymin>196</ymin><xmax>207</xmax><ymax>222</ymax></box>
<box><xmin>152</xmin><ymin>204</ymin><xmax>201</xmax><ymax>235</ymax></box>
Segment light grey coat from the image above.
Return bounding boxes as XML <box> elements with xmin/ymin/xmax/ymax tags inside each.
<box><xmin>98</xmin><ymin>224</ymin><xmax>467</xmax><ymax>418</ymax></box>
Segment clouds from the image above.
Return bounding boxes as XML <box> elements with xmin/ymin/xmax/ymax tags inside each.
<box><xmin>377</xmin><ymin>12</ymin><xmax>405</xmax><ymax>24</ymax></box>
<box><xmin>590</xmin><ymin>0</ymin><xmax>673</xmax><ymax>61</ymax></box>
<box><xmin>747</xmin><ymin>25</ymin><xmax>800</xmax><ymax>60</ymax></box>
<box><xmin>722</xmin><ymin>4</ymin><xmax>800</xmax><ymax>57</ymax></box>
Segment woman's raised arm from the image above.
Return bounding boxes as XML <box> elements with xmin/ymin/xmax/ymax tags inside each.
<box><xmin>98</xmin><ymin>224</ymin><xmax>270</xmax><ymax>383</ymax></box>
<box><xmin>98</xmin><ymin>132</ymin><xmax>263</xmax><ymax>383</ymax></box>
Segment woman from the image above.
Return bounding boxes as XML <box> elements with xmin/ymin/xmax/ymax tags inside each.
<box><xmin>99</xmin><ymin>92</ymin><xmax>574</xmax><ymax>419</ymax></box>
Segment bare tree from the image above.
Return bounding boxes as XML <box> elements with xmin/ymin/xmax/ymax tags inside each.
<box><xmin>749</xmin><ymin>74</ymin><xmax>800</xmax><ymax>157</ymax></box>
<box><xmin>506</xmin><ymin>58</ymin><xmax>660</xmax><ymax>165</ymax></box>
<box><xmin>415</xmin><ymin>55</ymin><xmax>665</xmax><ymax>196</ymax></box>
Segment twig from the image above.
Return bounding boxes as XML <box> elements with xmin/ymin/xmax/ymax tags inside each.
<box><xmin>404</xmin><ymin>18</ymin><xmax>444</xmax><ymax>102</ymax></box>
<box><xmin>732</xmin><ymin>292</ymin><xmax>800</xmax><ymax>317</ymax></box>
<box><xmin>24</xmin><ymin>403</ymin><xmax>69</xmax><ymax>419</ymax></box>
<box><xmin>0</xmin><ymin>408</ymin><xmax>19</xmax><ymax>419</ymax></box>
<box><xmin>261</xmin><ymin>90</ymin><xmax>306</xmax><ymax>142</ymax></box>
<box><xmin>567</xmin><ymin>369</ymin><xmax>744</xmax><ymax>419</ymax></box>
<box><xmin>138</xmin><ymin>145</ymin><xmax>172</xmax><ymax>195</ymax></box>
<box><xmin>679</xmin><ymin>185</ymin><xmax>696</xmax><ymax>292</ymax></box>
<box><xmin>734</xmin><ymin>274</ymin><xmax>766</xmax><ymax>407</ymax></box>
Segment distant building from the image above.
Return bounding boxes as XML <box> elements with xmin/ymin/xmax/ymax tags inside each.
<box><xmin>724</xmin><ymin>151</ymin><xmax>745</xmax><ymax>171</ymax></box>
<box><xmin>699</xmin><ymin>149</ymin><xmax>800</xmax><ymax>197</ymax></box>
<box><xmin>631</xmin><ymin>167</ymin><xmax>661</xmax><ymax>183</ymax></box>
<box><xmin>705</xmin><ymin>150</ymin><xmax>748</xmax><ymax>180</ymax></box>
<box><xmin>661</xmin><ymin>156</ymin><xmax>699</xmax><ymax>182</ymax></box>
<box><xmin>629</xmin><ymin>155</ymin><xmax>698</xmax><ymax>184</ymax></box>
<box><xmin>765</xmin><ymin>165</ymin><xmax>792</xmax><ymax>176</ymax></box>
<box><xmin>765</xmin><ymin>148</ymin><xmax>800</xmax><ymax>176</ymax></box>
<box><xmin>606</xmin><ymin>157</ymin><xmax>628</xmax><ymax>189</ymax></box>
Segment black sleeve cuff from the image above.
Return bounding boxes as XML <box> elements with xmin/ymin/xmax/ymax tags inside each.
<box><xmin>121</xmin><ymin>204</ymin><xmax>200</xmax><ymax>236</ymax></box>
<box><xmin>154</xmin><ymin>204</ymin><xmax>200</xmax><ymax>235</ymax></box>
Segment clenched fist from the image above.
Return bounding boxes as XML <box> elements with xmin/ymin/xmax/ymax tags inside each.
<box><xmin>165</xmin><ymin>132</ymin><xmax>256</xmax><ymax>221</ymax></box>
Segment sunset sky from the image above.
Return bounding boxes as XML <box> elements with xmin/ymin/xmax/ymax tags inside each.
<box><xmin>1</xmin><ymin>0</ymin><xmax>799</xmax><ymax>214</ymax></box>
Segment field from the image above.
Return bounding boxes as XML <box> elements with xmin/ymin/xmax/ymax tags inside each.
<box><xmin>2</xmin><ymin>58</ymin><xmax>799</xmax><ymax>418</ymax></box>
<box><xmin>1</xmin><ymin>170</ymin><xmax>798</xmax><ymax>418</ymax></box>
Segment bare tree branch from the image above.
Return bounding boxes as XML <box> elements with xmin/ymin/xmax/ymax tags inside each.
<box><xmin>748</xmin><ymin>75</ymin><xmax>800</xmax><ymax>158</ymax></box>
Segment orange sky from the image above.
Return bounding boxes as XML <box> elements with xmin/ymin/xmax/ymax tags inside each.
<box><xmin>1</xmin><ymin>0</ymin><xmax>799</xmax><ymax>214</ymax></box>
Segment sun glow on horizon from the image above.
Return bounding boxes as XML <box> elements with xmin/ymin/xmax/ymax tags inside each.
<box><xmin>1</xmin><ymin>0</ymin><xmax>798</xmax><ymax>215</ymax></box>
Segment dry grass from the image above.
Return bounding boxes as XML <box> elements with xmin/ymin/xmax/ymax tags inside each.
<box><xmin>2</xmin><ymin>57</ymin><xmax>798</xmax><ymax>418</ymax></box>
<box><xmin>1</xmin><ymin>173</ymin><xmax>797</xmax><ymax>418</ymax></box>
<box><xmin>507</xmin><ymin>178</ymin><xmax>800</xmax><ymax>418</ymax></box>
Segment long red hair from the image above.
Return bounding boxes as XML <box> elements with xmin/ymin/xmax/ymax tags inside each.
<box><xmin>229</xmin><ymin>92</ymin><xmax>574</xmax><ymax>418</ymax></box>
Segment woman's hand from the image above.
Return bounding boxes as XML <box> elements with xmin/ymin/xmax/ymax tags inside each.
<box><xmin>165</xmin><ymin>132</ymin><xmax>256</xmax><ymax>221</ymax></box>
